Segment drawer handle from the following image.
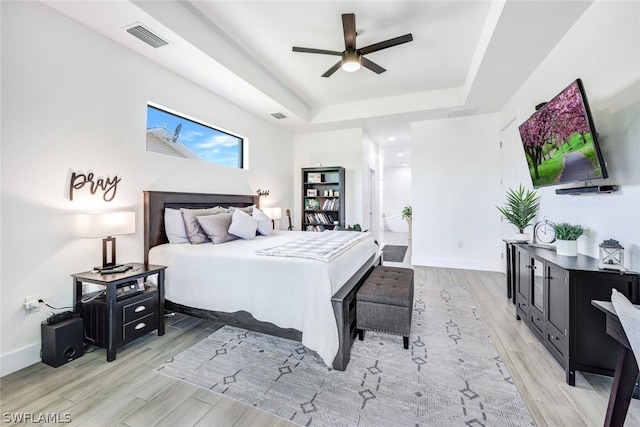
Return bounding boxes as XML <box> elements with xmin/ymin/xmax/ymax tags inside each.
<box><xmin>134</xmin><ymin>306</ymin><xmax>146</xmax><ymax>313</ymax></box>
<box><xmin>135</xmin><ymin>322</ymin><xmax>146</xmax><ymax>330</ymax></box>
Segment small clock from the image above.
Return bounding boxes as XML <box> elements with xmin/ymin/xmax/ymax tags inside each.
<box><xmin>534</xmin><ymin>218</ymin><xmax>556</xmax><ymax>244</ymax></box>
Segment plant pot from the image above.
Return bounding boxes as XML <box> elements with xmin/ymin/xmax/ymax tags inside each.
<box><xmin>514</xmin><ymin>233</ymin><xmax>530</xmax><ymax>242</ymax></box>
<box><xmin>406</xmin><ymin>218</ymin><xmax>412</xmax><ymax>240</ymax></box>
<box><xmin>556</xmin><ymin>239</ymin><xmax>578</xmax><ymax>256</ymax></box>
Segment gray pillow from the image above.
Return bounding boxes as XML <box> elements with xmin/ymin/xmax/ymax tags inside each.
<box><xmin>181</xmin><ymin>207</ymin><xmax>228</xmax><ymax>244</ymax></box>
<box><xmin>196</xmin><ymin>213</ymin><xmax>238</xmax><ymax>244</ymax></box>
<box><xmin>229</xmin><ymin>205</ymin><xmax>255</xmax><ymax>215</ymax></box>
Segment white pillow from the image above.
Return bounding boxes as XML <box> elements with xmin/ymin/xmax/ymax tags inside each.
<box><xmin>228</xmin><ymin>209</ymin><xmax>258</xmax><ymax>240</ymax></box>
<box><xmin>253</xmin><ymin>208</ymin><xmax>273</xmax><ymax>236</ymax></box>
<box><xmin>164</xmin><ymin>208</ymin><xmax>189</xmax><ymax>244</ymax></box>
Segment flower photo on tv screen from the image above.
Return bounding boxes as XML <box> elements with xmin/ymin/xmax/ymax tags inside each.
<box><xmin>518</xmin><ymin>79</ymin><xmax>607</xmax><ymax>188</ymax></box>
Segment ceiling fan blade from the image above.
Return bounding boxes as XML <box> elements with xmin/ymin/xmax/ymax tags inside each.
<box><xmin>361</xmin><ymin>57</ymin><xmax>386</xmax><ymax>74</ymax></box>
<box><xmin>292</xmin><ymin>46</ymin><xmax>342</xmax><ymax>56</ymax></box>
<box><xmin>321</xmin><ymin>60</ymin><xmax>343</xmax><ymax>78</ymax></box>
<box><xmin>358</xmin><ymin>33</ymin><xmax>413</xmax><ymax>55</ymax></box>
<box><xmin>342</xmin><ymin>13</ymin><xmax>356</xmax><ymax>51</ymax></box>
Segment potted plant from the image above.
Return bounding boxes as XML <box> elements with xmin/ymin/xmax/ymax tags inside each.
<box><xmin>402</xmin><ymin>205</ymin><xmax>412</xmax><ymax>240</ymax></box>
<box><xmin>496</xmin><ymin>185</ymin><xmax>540</xmax><ymax>241</ymax></box>
<box><xmin>554</xmin><ymin>222</ymin><xmax>585</xmax><ymax>256</ymax></box>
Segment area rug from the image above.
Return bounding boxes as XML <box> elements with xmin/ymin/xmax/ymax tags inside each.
<box><xmin>381</xmin><ymin>244</ymin><xmax>408</xmax><ymax>262</ymax></box>
<box><xmin>156</xmin><ymin>277</ymin><xmax>534</xmax><ymax>426</ymax></box>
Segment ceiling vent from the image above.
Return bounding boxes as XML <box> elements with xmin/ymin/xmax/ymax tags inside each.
<box><xmin>270</xmin><ymin>112</ymin><xmax>287</xmax><ymax>120</ymax></box>
<box><xmin>125</xmin><ymin>24</ymin><xmax>169</xmax><ymax>49</ymax></box>
<box><xmin>448</xmin><ymin>107</ymin><xmax>478</xmax><ymax>118</ymax></box>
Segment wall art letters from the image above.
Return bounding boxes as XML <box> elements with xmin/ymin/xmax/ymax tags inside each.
<box><xmin>69</xmin><ymin>171</ymin><xmax>121</xmax><ymax>202</ymax></box>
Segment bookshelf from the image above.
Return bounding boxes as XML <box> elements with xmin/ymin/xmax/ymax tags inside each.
<box><xmin>302</xmin><ymin>166</ymin><xmax>345</xmax><ymax>232</ymax></box>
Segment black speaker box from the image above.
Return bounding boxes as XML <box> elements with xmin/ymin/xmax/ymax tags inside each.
<box><xmin>41</xmin><ymin>317</ymin><xmax>85</xmax><ymax>367</ymax></box>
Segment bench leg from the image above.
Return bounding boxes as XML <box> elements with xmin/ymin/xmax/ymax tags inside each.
<box><xmin>358</xmin><ymin>329</ymin><xmax>364</xmax><ymax>341</ymax></box>
<box><xmin>403</xmin><ymin>336</ymin><xmax>409</xmax><ymax>349</ymax></box>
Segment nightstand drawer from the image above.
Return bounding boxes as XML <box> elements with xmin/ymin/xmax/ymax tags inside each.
<box><xmin>123</xmin><ymin>313</ymin><xmax>157</xmax><ymax>342</ymax></box>
<box><xmin>123</xmin><ymin>294</ymin><xmax>158</xmax><ymax>323</ymax></box>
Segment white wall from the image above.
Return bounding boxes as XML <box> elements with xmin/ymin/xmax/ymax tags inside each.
<box><xmin>382</xmin><ymin>166</ymin><xmax>412</xmax><ymax>220</ymax></box>
<box><xmin>362</xmin><ymin>133</ymin><xmax>380</xmax><ymax>240</ymax></box>
<box><xmin>499</xmin><ymin>0</ymin><xmax>640</xmax><ymax>268</ymax></box>
<box><xmin>0</xmin><ymin>1</ymin><xmax>294</xmax><ymax>375</ymax></box>
<box><xmin>411</xmin><ymin>114</ymin><xmax>502</xmax><ymax>271</ymax></box>
<box><xmin>293</xmin><ymin>128</ymin><xmax>366</xmax><ymax>229</ymax></box>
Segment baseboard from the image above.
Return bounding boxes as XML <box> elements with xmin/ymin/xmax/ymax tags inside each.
<box><xmin>1</xmin><ymin>342</ymin><xmax>41</xmax><ymax>377</ymax></box>
<box><xmin>412</xmin><ymin>256</ymin><xmax>502</xmax><ymax>272</ymax></box>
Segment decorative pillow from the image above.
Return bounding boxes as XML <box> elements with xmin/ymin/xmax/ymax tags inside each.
<box><xmin>228</xmin><ymin>209</ymin><xmax>258</xmax><ymax>240</ymax></box>
<box><xmin>229</xmin><ymin>205</ymin><xmax>255</xmax><ymax>215</ymax></box>
<box><xmin>181</xmin><ymin>207</ymin><xmax>228</xmax><ymax>244</ymax></box>
<box><xmin>253</xmin><ymin>207</ymin><xmax>273</xmax><ymax>236</ymax></box>
<box><xmin>196</xmin><ymin>213</ymin><xmax>238</xmax><ymax>244</ymax></box>
<box><xmin>164</xmin><ymin>208</ymin><xmax>189</xmax><ymax>243</ymax></box>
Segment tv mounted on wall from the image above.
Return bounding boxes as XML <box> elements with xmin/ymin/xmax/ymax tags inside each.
<box><xmin>518</xmin><ymin>79</ymin><xmax>608</xmax><ymax>189</ymax></box>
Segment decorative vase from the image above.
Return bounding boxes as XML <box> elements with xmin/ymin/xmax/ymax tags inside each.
<box><xmin>406</xmin><ymin>218</ymin><xmax>412</xmax><ymax>240</ymax></box>
<box><xmin>556</xmin><ymin>239</ymin><xmax>578</xmax><ymax>256</ymax></box>
<box><xmin>514</xmin><ymin>233</ymin><xmax>530</xmax><ymax>242</ymax></box>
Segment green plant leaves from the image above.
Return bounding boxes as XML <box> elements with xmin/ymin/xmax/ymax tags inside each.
<box><xmin>496</xmin><ymin>185</ymin><xmax>540</xmax><ymax>233</ymax></box>
<box><xmin>553</xmin><ymin>222</ymin><xmax>585</xmax><ymax>240</ymax></box>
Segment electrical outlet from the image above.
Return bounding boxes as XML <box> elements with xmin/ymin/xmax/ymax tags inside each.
<box><xmin>24</xmin><ymin>296</ymin><xmax>41</xmax><ymax>313</ymax></box>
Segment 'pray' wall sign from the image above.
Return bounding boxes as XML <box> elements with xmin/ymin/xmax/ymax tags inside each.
<box><xmin>69</xmin><ymin>171</ymin><xmax>121</xmax><ymax>202</ymax></box>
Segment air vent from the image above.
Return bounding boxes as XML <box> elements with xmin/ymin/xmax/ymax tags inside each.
<box><xmin>270</xmin><ymin>112</ymin><xmax>287</xmax><ymax>120</ymax></box>
<box><xmin>126</xmin><ymin>24</ymin><xmax>169</xmax><ymax>49</ymax></box>
<box><xmin>447</xmin><ymin>107</ymin><xmax>478</xmax><ymax>118</ymax></box>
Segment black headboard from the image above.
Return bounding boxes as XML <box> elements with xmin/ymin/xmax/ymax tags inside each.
<box><xmin>143</xmin><ymin>190</ymin><xmax>259</xmax><ymax>264</ymax></box>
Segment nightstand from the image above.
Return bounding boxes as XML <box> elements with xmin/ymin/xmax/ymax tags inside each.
<box><xmin>72</xmin><ymin>263</ymin><xmax>166</xmax><ymax>362</ymax></box>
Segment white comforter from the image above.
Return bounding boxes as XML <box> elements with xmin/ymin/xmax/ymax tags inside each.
<box><xmin>149</xmin><ymin>230</ymin><xmax>379</xmax><ymax>367</ymax></box>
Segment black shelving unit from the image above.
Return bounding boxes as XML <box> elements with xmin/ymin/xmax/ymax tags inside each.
<box><xmin>302</xmin><ymin>166</ymin><xmax>345</xmax><ymax>231</ymax></box>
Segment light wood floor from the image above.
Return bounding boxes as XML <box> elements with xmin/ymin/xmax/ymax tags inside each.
<box><xmin>2</xmin><ymin>253</ymin><xmax>639</xmax><ymax>425</ymax></box>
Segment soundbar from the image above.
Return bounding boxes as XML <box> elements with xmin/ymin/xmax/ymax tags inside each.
<box><xmin>555</xmin><ymin>185</ymin><xmax>618</xmax><ymax>195</ymax></box>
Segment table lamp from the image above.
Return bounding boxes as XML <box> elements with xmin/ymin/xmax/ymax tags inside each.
<box><xmin>261</xmin><ymin>207</ymin><xmax>282</xmax><ymax>229</ymax></box>
<box><xmin>78</xmin><ymin>211</ymin><xmax>135</xmax><ymax>270</ymax></box>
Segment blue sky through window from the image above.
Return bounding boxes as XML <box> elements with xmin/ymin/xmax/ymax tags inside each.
<box><xmin>146</xmin><ymin>105</ymin><xmax>243</xmax><ymax>168</ymax></box>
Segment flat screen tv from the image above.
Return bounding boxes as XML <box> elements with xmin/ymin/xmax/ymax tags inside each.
<box><xmin>518</xmin><ymin>79</ymin><xmax>608</xmax><ymax>188</ymax></box>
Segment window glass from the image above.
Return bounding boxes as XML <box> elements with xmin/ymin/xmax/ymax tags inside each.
<box><xmin>146</xmin><ymin>104</ymin><xmax>244</xmax><ymax>168</ymax></box>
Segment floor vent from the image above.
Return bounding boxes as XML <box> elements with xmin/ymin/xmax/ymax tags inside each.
<box><xmin>126</xmin><ymin>24</ymin><xmax>169</xmax><ymax>49</ymax></box>
<box><xmin>270</xmin><ymin>112</ymin><xmax>287</xmax><ymax>120</ymax></box>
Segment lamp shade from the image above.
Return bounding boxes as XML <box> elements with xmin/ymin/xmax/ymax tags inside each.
<box><xmin>262</xmin><ymin>207</ymin><xmax>282</xmax><ymax>220</ymax></box>
<box><xmin>78</xmin><ymin>211</ymin><xmax>135</xmax><ymax>238</ymax></box>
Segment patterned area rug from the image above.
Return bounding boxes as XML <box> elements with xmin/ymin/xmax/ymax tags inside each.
<box><xmin>381</xmin><ymin>244</ymin><xmax>408</xmax><ymax>262</ymax></box>
<box><xmin>156</xmin><ymin>276</ymin><xmax>534</xmax><ymax>426</ymax></box>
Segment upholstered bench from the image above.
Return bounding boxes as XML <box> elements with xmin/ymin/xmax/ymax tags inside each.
<box><xmin>356</xmin><ymin>266</ymin><xmax>414</xmax><ymax>349</ymax></box>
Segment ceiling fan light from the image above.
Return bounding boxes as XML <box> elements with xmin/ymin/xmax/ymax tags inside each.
<box><xmin>341</xmin><ymin>51</ymin><xmax>361</xmax><ymax>72</ymax></box>
<box><xmin>342</xmin><ymin>61</ymin><xmax>361</xmax><ymax>72</ymax></box>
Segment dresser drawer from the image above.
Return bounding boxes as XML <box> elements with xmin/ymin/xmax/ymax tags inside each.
<box><xmin>547</xmin><ymin>330</ymin><xmax>566</xmax><ymax>358</ymax></box>
<box><xmin>122</xmin><ymin>313</ymin><xmax>157</xmax><ymax>343</ymax></box>
<box><xmin>122</xmin><ymin>294</ymin><xmax>158</xmax><ymax>323</ymax></box>
<box><xmin>530</xmin><ymin>312</ymin><xmax>545</xmax><ymax>337</ymax></box>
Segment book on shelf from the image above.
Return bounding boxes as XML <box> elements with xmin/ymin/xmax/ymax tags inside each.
<box><xmin>321</xmin><ymin>198</ymin><xmax>339</xmax><ymax>210</ymax></box>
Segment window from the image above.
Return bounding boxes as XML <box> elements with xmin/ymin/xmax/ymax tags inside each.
<box><xmin>146</xmin><ymin>104</ymin><xmax>244</xmax><ymax>168</ymax></box>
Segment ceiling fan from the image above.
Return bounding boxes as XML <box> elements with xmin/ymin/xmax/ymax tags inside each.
<box><xmin>292</xmin><ymin>13</ymin><xmax>413</xmax><ymax>78</ymax></box>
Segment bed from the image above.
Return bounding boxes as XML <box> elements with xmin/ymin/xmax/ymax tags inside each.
<box><xmin>143</xmin><ymin>190</ymin><xmax>380</xmax><ymax>370</ymax></box>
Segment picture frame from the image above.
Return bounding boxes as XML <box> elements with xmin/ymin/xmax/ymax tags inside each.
<box><xmin>306</xmin><ymin>189</ymin><xmax>318</xmax><ymax>197</ymax></box>
<box><xmin>307</xmin><ymin>173</ymin><xmax>322</xmax><ymax>183</ymax></box>
<box><xmin>305</xmin><ymin>198</ymin><xmax>320</xmax><ymax>210</ymax></box>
